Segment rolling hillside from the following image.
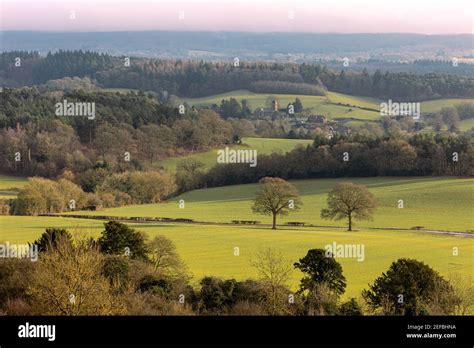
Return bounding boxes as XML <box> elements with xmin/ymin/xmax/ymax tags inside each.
<box><xmin>157</xmin><ymin>137</ymin><xmax>313</xmax><ymax>172</ymax></box>
<box><xmin>179</xmin><ymin>90</ymin><xmax>474</xmax><ymax>122</ymax></box>
<box><xmin>68</xmin><ymin>177</ymin><xmax>474</xmax><ymax>232</ymax></box>
<box><xmin>179</xmin><ymin>90</ymin><xmax>382</xmax><ymax>120</ymax></box>
<box><xmin>1</xmin><ymin>176</ymin><xmax>472</xmax><ymax>299</ymax></box>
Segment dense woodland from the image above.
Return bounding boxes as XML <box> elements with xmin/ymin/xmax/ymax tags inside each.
<box><xmin>0</xmin><ymin>88</ymin><xmax>255</xmax><ymax>177</ymax></box>
<box><xmin>2</xmin><ymin>50</ymin><xmax>473</xmax><ymax>100</ymax></box>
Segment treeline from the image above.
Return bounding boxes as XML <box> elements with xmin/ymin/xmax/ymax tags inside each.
<box><xmin>1</xmin><ymin>51</ymin><xmax>473</xmax><ymax>100</ymax></box>
<box><xmin>320</xmin><ymin>69</ymin><xmax>474</xmax><ymax>101</ymax></box>
<box><xmin>178</xmin><ymin>133</ymin><xmax>474</xmax><ymax>191</ymax></box>
<box><xmin>0</xmin><ymin>87</ymin><xmax>179</xmax><ymax>133</ymax></box>
<box><xmin>0</xmin><ymin>223</ymin><xmax>469</xmax><ymax>315</ymax></box>
<box><xmin>0</xmin><ymin>114</ymin><xmax>245</xmax><ymax>178</ymax></box>
<box><xmin>0</xmin><ymin>50</ymin><xmax>114</xmax><ymax>87</ymax></box>
<box><xmin>7</xmin><ymin>172</ymin><xmax>176</xmax><ymax>216</ymax></box>
<box><xmin>429</xmin><ymin>105</ymin><xmax>474</xmax><ymax>132</ymax></box>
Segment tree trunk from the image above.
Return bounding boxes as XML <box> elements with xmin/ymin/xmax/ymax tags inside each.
<box><xmin>348</xmin><ymin>213</ymin><xmax>352</xmax><ymax>231</ymax></box>
<box><xmin>272</xmin><ymin>213</ymin><xmax>277</xmax><ymax>229</ymax></box>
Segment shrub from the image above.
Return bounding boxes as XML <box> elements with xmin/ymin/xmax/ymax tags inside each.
<box><xmin>0</xmin><ymin>258</ymin><xmax>34</xmax><ymax>311</ymax></box>
<box><xmin>362</xmin><ymin>258</ymin><xmax>460</xmax><ymax>315</ymax></box>
<box><xmin>98</xmin><ymin>221</ymin><xmax>149</xmax><ymax>260</ymax></box>
<box><xmin>15</xmin><ymin>177</ymin><xmax>86</xmax><ymax>215</ymax></box>
<box><xmin>100</xmin><ymin>171</ymin><xmax>176</xmax><ymax>205</ymax></box>
<box><xmin>338</xmin><ymin>298</ymin><xmax>363</xmax><ymax>316</ymax></box>
<box><xmin>102</xmin><ymin>255</ymin><xmax>130</xmax><ymax>289</ymax></box>
<box><xmin>294</xmin><ymin>249</ymin><xmax>347</xmax><ymax>296</ymax></box>
<box><xmin>31</xmin><ymin>228</ymin><xmax>73</xmax><ymax>252</ymax></box>
<box><xmin>27</xmin><ymin>238</ymin><xmax>125</xmax><ymax>315</ymax></box>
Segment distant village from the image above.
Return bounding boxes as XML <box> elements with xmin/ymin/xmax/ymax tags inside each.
<box><xmin>253</xmin><ymin>99</ymin><xmax>340</xmax><ymax>137</ymax></box>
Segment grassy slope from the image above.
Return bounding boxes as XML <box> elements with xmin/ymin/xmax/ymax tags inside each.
<box><xmin>0</xmin><ymin>175</ymin><xmax>29</xmax><ymax>198</ymax></box>
<box><xmin>460</xmin><ymin>118</ymin><xmax>474</xmax><ymax>131</ymax></box>
<box><xmin>158</xmin><ymin>137</ymin><xmax>313</xmax><ymax>172</ymax></box>
<box><xmin>2</xmin><ymin>177</ymin><xmax>472</xmax><ymax>299</ymax></box>
<box><xmin>420</xmin><ymin>99</ymin><xmax>474</xmax><ymax>113</ymax></box>
<box><xmin>102</xmin><ymin>88</ymin><xmax>473</xmax><ymax>123</ymax></box>
<box><xmin>0</xmin><ymin>216</ymin><xmax>472</xmax><ymax>299</ymax></box>
<box><xmin>0</xmin><ymin>175</ymin><xmax>29</xmax><ymax>190</ymax></box>
<box><xmin>179</xmin><ymin>90</ymin><xmax>474</xmax><ymax>121</ymax></box>
<box><xmin>180</xmin><ymin>90</ymin><xmax>382</xmax><ymax>120</ymax></box>
<box><xmin>69</xmin><ymin>177</ymin><xmax>474</xmax><ymax>232</ymax></box>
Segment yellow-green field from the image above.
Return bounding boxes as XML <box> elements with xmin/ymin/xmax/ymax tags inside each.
<box><xmin>1</xmin><ymin>176</ymin><xmax>472</xmax><ymax>300</ymax></box>
<box><xmin>0</xmin><ymin>216</ymin><xmax>472</xmax><ymax>299</ymax></box>
<box><xmin>0</xmin><ymin>175</ymin><xmax>28</xmax><ymax>190</ymax></box>
<box><xmin>70</xmin><ymin>177</ymin><xmax>474</xmax><ymax>232</ymax></box>
<box><xmin>158</xmin><ymin>137</ymin><xmax>313</xmax><ymax>172</ymax></box>
<box><xmin>0</xmin><ymin>175</ymin><xmax>29</xmax><ymax>198</ymax></box>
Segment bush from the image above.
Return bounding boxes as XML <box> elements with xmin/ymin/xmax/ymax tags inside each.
<box><xmin>294</xmin><ymin>249</ymin><xmax>347</xmax><ymax>296</ymax></box>
<box><xmin>98</xmin><ymin>221</ymin><xmax>149</xmax><ymax>260</ymax></box>
<box><xmin>102</xmin><ymin>255</ymin><xmax>130</xmax><ymax>288</ymax></box>
<box><xmin>31</xmin><ymin>228</ymin><xmax>73</xmax><ymax>252</ymax></box>
<box><xmin>303</xmin><ymin>283</ymin><xmax>340</xmax><ymax>315</ymax></box>
<box><xmin>197</xmin><ymin>277</ymin><xmax>239</xmax><ymax>314</ymax></box>
<box><xmin>362</xmin><ymin>258</ymin><xmax>460</xmax><ymax>315</ymax></box>
<box><xmin>27</xmin><ymin>238</ymin><xmax>125</xmax><ymax>315</ymax></box>
<box><xmin>100</xmin><ymin>171</ymin><xmax>176</xmax><ymax>205</ymax></box>
<box><xmin>0</xmin><ymin>200</ymin><xmax>11</xmax><ymax>215</ymax></box>
<box><xmin>0</xmin><ymin>258</ymin><xmax>34</xmax><ymax>311</ymax></box>
<box><xmin>138</xmin><ymin>275</ymin><xmax>173</xmax><ymax>298</ymax></box>
<box><xmin>338</xmin><ymin>298</ymin><xmax>363</xmax><ymax>316</ymax></box>
<box><xmin>15</xmin><ymin>177</ymin><xmax>86</xmax><ymax>215</ymax></box>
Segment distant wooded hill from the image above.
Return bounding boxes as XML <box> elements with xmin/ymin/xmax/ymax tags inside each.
<box><xmin>1</xmin><ymin>50</ymin><xmax>473</xmax><ymax>100</ymax></box>
<box><xmin>1</xmin><ymin>31</ymin><xmax>472</xmax><ymax>61</ymax></box>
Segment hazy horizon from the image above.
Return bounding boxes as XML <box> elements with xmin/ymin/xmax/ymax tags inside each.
<box><xmin>1</xmin><ymin>30</ymin><xmax>473</xmax><ymax>36</ymax></box>
<box><xmin>1</xmin><ymin>0</ymin><xmax>472</xmax><ymax>35</ymax></box>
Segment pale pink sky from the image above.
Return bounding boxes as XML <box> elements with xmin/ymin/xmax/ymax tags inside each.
<box><xmin>1</xmin><ymin>0</ymin><xmax>472</xmax><ymax>34</ymax></box>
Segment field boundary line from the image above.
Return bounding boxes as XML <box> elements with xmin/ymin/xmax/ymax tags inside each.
<box><xmin>34</xmin><ymin>213</ymin><xmax>474</xmax><ymax>237</ymax></box>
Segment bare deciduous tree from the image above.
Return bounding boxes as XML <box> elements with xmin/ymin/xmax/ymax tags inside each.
<box><xmin>251</xmin><ymin>247</ymin><xmax>293</xmax><ymax>314</ymax></box>
<box><xmin>27</xmin><ymin>237</ymin><xmax>125</xmax><ymax>315</ymax></box>
<box><xmin>321</xmin><ymin>182</ymin><xmax>377</xmax><ymax>231</ymax></box>
<box><xmin>252</xmin><ymin>177</ymin><xmax>302</xmax><ymax>229</ymax></box>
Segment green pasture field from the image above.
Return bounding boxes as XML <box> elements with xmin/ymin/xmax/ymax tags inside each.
<box><xmin>179</xmin><ymin>90</ymin><xmax>382</xmax><ymax>120</ymax></box>
<box><xmin>157</xmin><ymin>137</ymin><xmax>313</xmax><ymax>172</ymax></box>
<box><xmin>69</xmin><ymin>177</ymin><xmax>474</xmax><ymax>232</ymax></box>
<box><xmin>179</xmin><ymin>90</ymin><xmax>474</xmax><ymax>122</ymax></box>
<box><xmin>0</xmin><ymin>175</ymin><xmax>29</xmax><ymax>190</ymax></box>
<box><xmin>0</xmin><ymin>175</ymin><xmax>29</xmax><ymax>198</ymax></box>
